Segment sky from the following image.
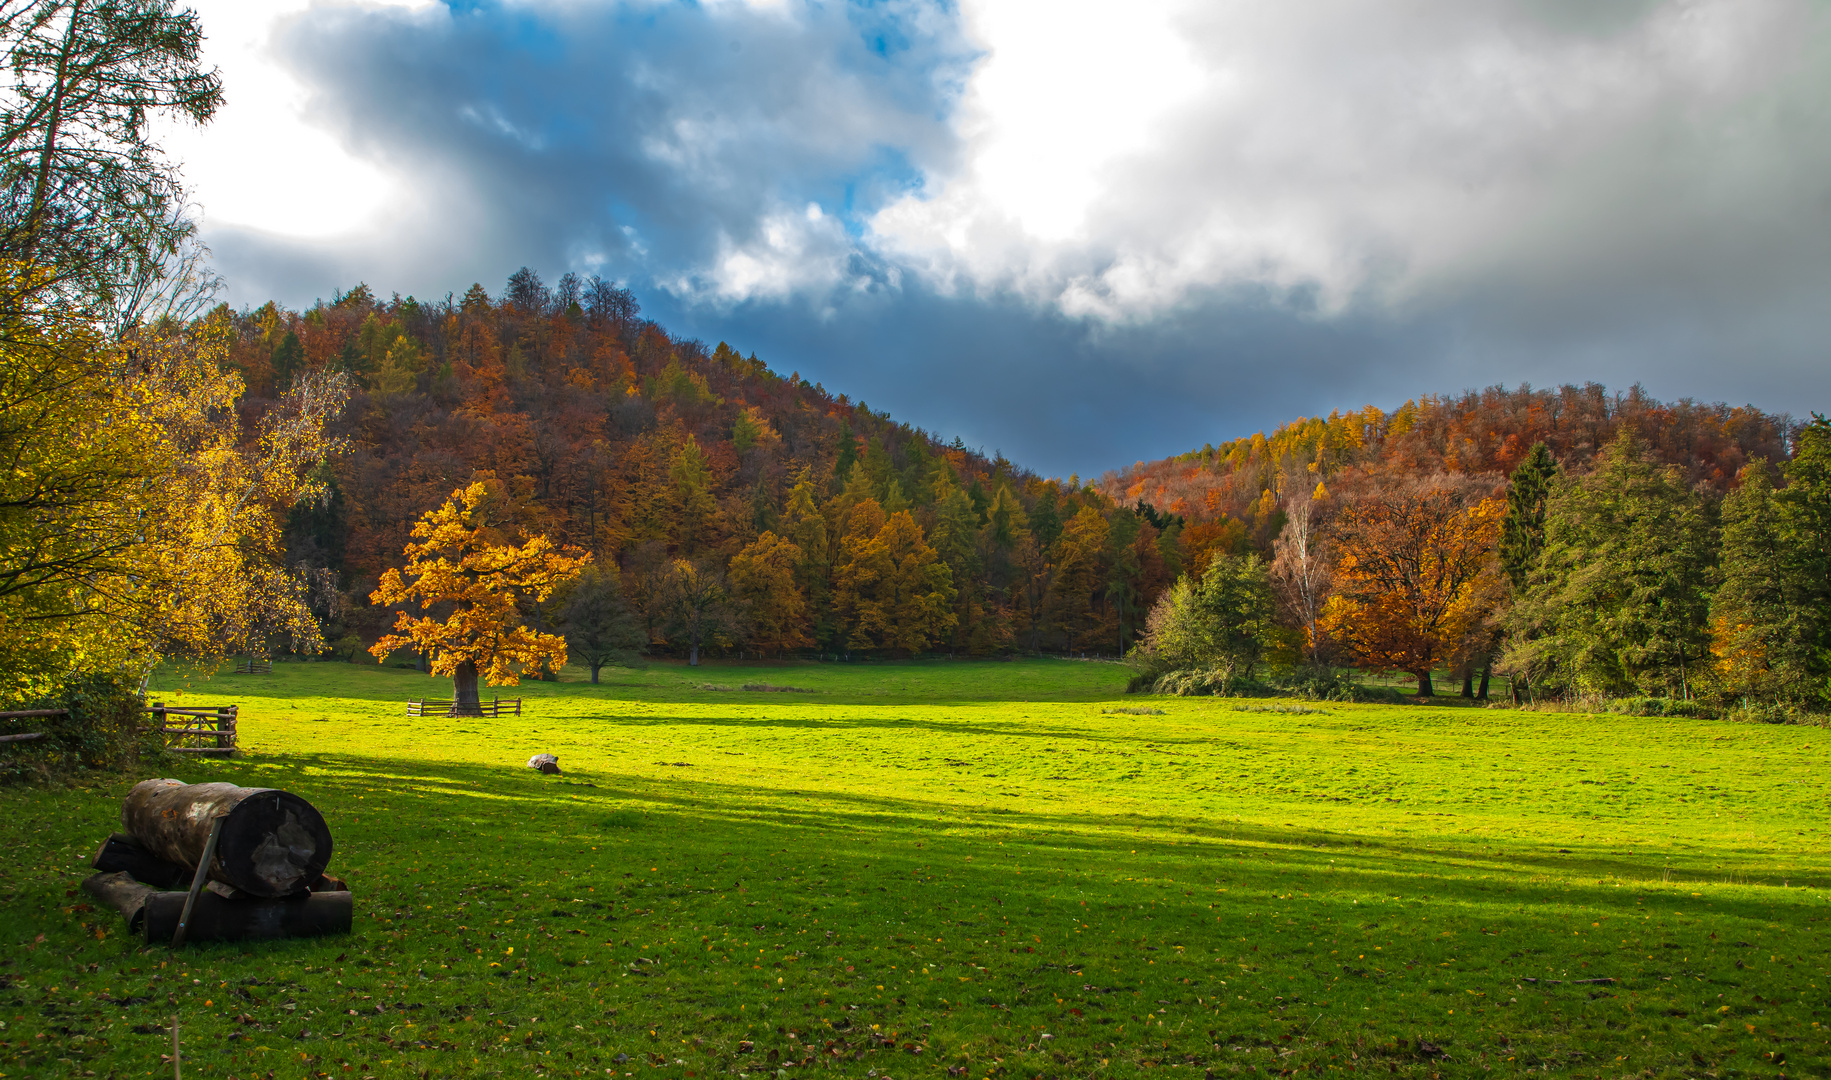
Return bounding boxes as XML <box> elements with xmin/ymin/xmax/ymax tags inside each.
<box><xmin>163</xmin><ymin>0</ymin><xmax>1831</xmax><ymax>479</ymax></box>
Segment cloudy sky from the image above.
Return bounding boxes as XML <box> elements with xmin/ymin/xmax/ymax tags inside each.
<box><xmin>164</xmin><ymin>0</ymin><xmax>1831</xmax><ymax>478</ymax></box>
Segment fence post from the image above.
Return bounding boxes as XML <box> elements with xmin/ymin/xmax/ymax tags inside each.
<box><xmin>218</xmin><ymin>707</ymin><xmax>235</xmax><ymax>751</ymax></box>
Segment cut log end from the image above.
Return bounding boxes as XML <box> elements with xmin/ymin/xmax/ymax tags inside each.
<box><xmin>122</xmin><ymin>780</ymin><xmax>333</xmax><ymax>897</ymax></box>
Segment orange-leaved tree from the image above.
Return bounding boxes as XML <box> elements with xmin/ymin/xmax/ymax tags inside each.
<box><xmin>370</xmin><ymin>482</ymin><xmax>589</xmax><ymax>713</ymax></box>
<box><xmin>1319</xmin><ymin>477</ymin><xmax>1504</xmax><ymax>696</ymax></box>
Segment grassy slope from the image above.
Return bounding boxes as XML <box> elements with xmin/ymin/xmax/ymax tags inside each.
<box><xmin>1</xmin><ymin>658</ymin><xmax>1827</xmax><ymax>1079</ymax></box>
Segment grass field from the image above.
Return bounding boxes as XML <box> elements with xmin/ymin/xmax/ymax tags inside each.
<box><xmin>1</xmin><ymin>657</ymin><xmax>1828</xmax><ymax>1079</ymax></box>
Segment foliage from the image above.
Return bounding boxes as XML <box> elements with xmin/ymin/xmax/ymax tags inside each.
<box><xmin>1507</xmin><ymin>432</ymin><xmax>1717</xmax><ymax>699</ymax></box>
<box><xmin>1499</xmin><ymin>441</ymin><xmax>1557</xmax><ymax>590</ymax></box>
<box><xmin>1135</xmin><ymin>553</ymin><xmax>1276</xmax><ymax>690</ymax></box>
<box><xmin>1320</xmin><ymin>477</ymin><xmax>1504</xmax><ymax>696</ymax></box>
<box><xmin>369</xmin><ymin>481</ymin><xmax>589</xmax><ymax>703</ymax></box>
<box><xmin>1712</xmin><ymin>417</ymin><xmax>1831</xmax><ymax>711</ymax></box>
<box><xmin>0</xmin><ymin>287</ymin><xmax>345</xmax><ymax>706</ymax></box>
<box><xmin>549</xmin><ymin>564</ymin><xmax>645</xmax><ymax>684</ymax></box>
<box><xmin>0</xmin><ymin>0</ymin><xmax>224</xmax><ymax>324</ymax></box>
<box><xmin>0</xmin><ymin>669</ymin><xmax>154</xmax><ymax>782</ymax></box>
<box><xmin>728</xmin><ymin>531</ymin><xmax>809</xmax><ymax>656</ymax></box>
<box><xmin>651</xmin><ymin>559</ymin><xmax>740</xmax><ymax>667</ymax></box>
<box><xmin>1604</xmin><ymin>696</ymin><xmax>1719</xmax><ymax>720</ymax></box>
<box><xmin>831</xmin><ymin>501</ymin><xmax>956</xmax><ymax>656</ymax></box>
<box><xmin>1268</xmin><ymin>479</ymin><xmax>1330</xmax><ymax>663</ymax></box>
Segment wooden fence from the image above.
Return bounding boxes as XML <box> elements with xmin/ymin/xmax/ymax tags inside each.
<box><xmin>0</xmin><ymin>708</ymin><xmax>63</xmax><ymax>745</ymax></box>
<box><xmin>151</xmin><ymin>703</ymin><xmax>238</xmax><ymax>754</ymax></box>
<box><xmin>407</xmin><ymin>698</ymin><xmax>523</xmax><ymax>718</ymax></box>
<box><xmin>233</xmin><ymin>658</ymin><xmax>273</xmax><ymax>674</ymax></box>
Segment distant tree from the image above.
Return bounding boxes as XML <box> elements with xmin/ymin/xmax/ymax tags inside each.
<box><xmin>832</xmin><ymin>501</ymin><xmax>956</xmax><ymax>655</ymax></box>
<box><xmin>669</xmin><ymin>435</ymin><xmax>719</xmax><ymax>554</ymax></box>
<box><xmin>1713</xmin><ymin>417</ymin><xmax>1831</xmax><ymax>710</ymax></box>
<box><xmin>729</xmin><ymin>532</ymin><xmax>808</xmax><ymax>656</ymax></box>
<box><xmin>1269</xmin><ymin>479</ymin><xmax>1331</xmax><ymax>665</ymax></box>
<box><xmin>1141</xmin><ymin>553</ymin><xmax>1276</xmax><ymax>685</ymax></box>
<box><xmin>504</xmin><ymin>267</ymin><xmax>550</xmax><ymax>314</ymax></box>
<box><xmin>554</xmin><ymin>271</ymin><xmax>583</xmax><ymax>313</ymax></box>
<box><xmin>369</xmin><ymin>482</ymin><xmax>589</xmax><ymax>712</ymax></box>
<box><xmin>583</xmin><ymin>275</ymin><xmax>639</xmax><ymax>329</ymax></box>
<box><xmin>654</xmin><ymin>559</ymin><xmax>739</xmax><ymax>666</ymax></box>
<box><xmin>1500</xmin><ymin>442</ymin><xmax>1557</xmax><ymax>590</ymax></box>
<box><xmin>460</xmin><ymin>283</ymin><xmax>492</xmax><ymax>314</ymax></box>
<box><xmin>1507</xmin><ymin>432</ymin><xmax>1716</xmax><ymax>699</ymax></box>
<box><xmin>1322</xmin><ymin>478</ymin><xmax>1505</xmax><ymax>696</ymax></box>
<box><xmin>551</xmin><ymin>565</ymin><xmax>645</xmax><ymax>683</ymax></box>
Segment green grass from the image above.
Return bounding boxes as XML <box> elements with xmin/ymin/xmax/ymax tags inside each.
<box><xmin>2</xmin><ymin>657</ymin><xmax>1828</xmax><ymax>1079</ymax></box>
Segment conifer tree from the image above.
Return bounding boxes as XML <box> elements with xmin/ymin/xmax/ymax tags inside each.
<box><xmin>1509</xmin><ymin>432</ymin><xmax>1716</xmax><ymax>699</ymax></box>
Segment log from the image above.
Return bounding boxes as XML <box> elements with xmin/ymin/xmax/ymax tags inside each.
<box><xmin>142</xmin><ymin>890</ymin><xmax>352</xmax><ymax>944</ymax></box>
<box><xmin>81</xmin><ymin>871</ymin><xmax>159</xmax><ymax>933</ymax></box>
<box><xmin>0</xmin><ymin>732</ymin><xmax>45</xmax><ymax>743</ymax></box>
<box><xmin>92</xmin><ymin>832</ymin><xmax>192</xmax><ymax>889</ymax></box>
<box><xmin>122</xmin><ymin>779</ymin><xmax>334</xmax><ymax>898</ymax></box>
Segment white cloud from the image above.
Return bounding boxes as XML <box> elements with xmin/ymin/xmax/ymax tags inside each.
<box><xmin>871</xmin><ymin>0</ymin><xmax>1831</xmax><ymax>323</ymax></box>
<box><xmin>156</xmin><ymin>0</ymin><xmax>438</xmax><ymax>240</ymax></box>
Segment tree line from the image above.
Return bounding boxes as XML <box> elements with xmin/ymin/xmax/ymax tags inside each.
<box><xmin>1125</xmin><ymin>418</ymin><xmax>1831</xmax><ymax>720</ymax></box>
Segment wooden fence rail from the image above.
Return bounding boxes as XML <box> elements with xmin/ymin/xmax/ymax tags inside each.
<box><xmin>151</xmin><ymin>704</ymin><xmax>238</xmax><ymax>754</ymax></box>
<box><xmin>0</xmin><ymin>708</ymin><xmax>63</xmax><ymax>744</ymax></box>
<box><xmin>407</xmin><ymin>698</ymin><xmax>522</xmax><ymax>718</ymax></box>
<box><xmin>232</xmin><ymin>658</ymin><xmax>273</xmax><ymax>675</ymax></box>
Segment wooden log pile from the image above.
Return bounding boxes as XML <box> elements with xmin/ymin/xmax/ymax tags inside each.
<box><xmin>80</xmin><ymin>779</ymin><xmax>353</xmax><ymax>946</ymax></box>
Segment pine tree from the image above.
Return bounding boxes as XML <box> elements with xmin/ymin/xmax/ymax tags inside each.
<box><xmin>1500</xmin><ymin>442</ymin><xmax>1557</xmax><ymax>590</ymax></box>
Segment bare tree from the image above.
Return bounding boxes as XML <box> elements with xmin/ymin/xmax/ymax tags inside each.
<box><xmin>1270</xmin><ymin>474</ymin><xmax>1332</xmax><ymax>665</ymax></box>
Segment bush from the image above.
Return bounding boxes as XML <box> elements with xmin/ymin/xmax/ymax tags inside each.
<box><xmin>1725</xmin><ymin>700</ymin><xmax>1821</xmax><ymax>725</ymax></box>
<box><xmin>0</xmin><ymin>673</ymin><xmax>161</xmax><ymax>784</ymax></box>
<box><xmin>1270</xmin><ymin>666</ymin><xmax>1363</xmax><ymax>702</ymax></box>
<box><xmin>1148</xmin><ymin>668</ymin><xmax>1267</xmax><ymax>697</ymax></box>
<box><xmin>1605</xmin><ymin>697</ymin><xmax>1719</xmax><ymax>720</ymax></box>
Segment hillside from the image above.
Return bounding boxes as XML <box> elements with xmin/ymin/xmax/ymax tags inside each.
<box><xmin>229</xmin><ymin>271</ymin><xmax>1153</xmax><ymax>658</ymax></box>
<box><xmin>1099</xmin><ymin>383</ymin><xmax>1795</xmax><ymax>526</ymax></box>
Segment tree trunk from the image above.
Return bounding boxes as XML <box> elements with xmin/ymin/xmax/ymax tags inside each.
<box><xmin>1461</xmin><ymin>671</ymin><xmax>1475</xmax><ymax>698</ymax></box>
<box><xmin>589</xmin><ymin>662</ymin><xmax>601</xmax><ymax>685</ymax></box>
<box><xmin>121</xmin><ymin>779</ymin><xmax>334</xmax><ymax>898</ymax></box>
<box><xmin>689</xmin><ymin>632</ymin><xmax>700</xmax><ymax>667</ymax></box>
<box><xmin>453</xmin><ymin>659</ymin><xmax>482</xmax><ymax>714</ymax></box>
<box><xmin>1416</xmin><ymin>670</ymin><xmax>1434</xmax><ymax>697</ymax></box>
<box><xmin>1478</xmin><ymin>663</ymin><xmax>1491</xmax><ymax>701</ymax></box>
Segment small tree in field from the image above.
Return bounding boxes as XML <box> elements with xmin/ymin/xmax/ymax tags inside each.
<box><xmin>551</xmin><ymin>565</ymin><xmax>646</xmax><ymax>683</ymax></box>
<box><xmin>370</xmin><ymin>482</ymin><xmax>589</xmax><ymax>712</ymax></box>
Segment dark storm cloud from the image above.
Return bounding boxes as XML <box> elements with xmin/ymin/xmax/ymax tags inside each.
<box><xmin>205</xmin><ymin>0</ymin><xmax>1831</xmax><ymax>479</ymax></box>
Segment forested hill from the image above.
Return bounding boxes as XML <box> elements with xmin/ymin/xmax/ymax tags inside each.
<box><xmin>240</xmin><ymin>270</ymin><xmax>1141</xmax><ymax>658</ymax></box>
<box><xmin>1100</xmin><ymin>384</ymin><xmax>1795</xmax><ymax>527</ymax></box>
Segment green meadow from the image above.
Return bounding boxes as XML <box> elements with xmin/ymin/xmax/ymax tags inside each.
<box><xmin>1</xmin><ymin>658</ymin><xmax>1828</xmax><ymax>1079</ymax></box>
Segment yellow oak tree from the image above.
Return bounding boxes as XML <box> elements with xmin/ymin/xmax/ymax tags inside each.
<box><xmin>369</xmin><ymin>482</ymin><xmax>589</xmax><ymax>712</ymax></box>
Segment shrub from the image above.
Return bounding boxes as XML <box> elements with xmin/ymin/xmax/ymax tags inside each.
<box><xmin>1605</xmin><ymin>697</ymin><xmax>1720</xmax><ymax>720</ymax></box>
<box><xmin>0</xmin><ymin>673</ymin><xmax>161</xmax><ymax>784</ymax></box>
<box><xmin>1726</xmin><ymin>700</ymin><xmax>1821</xmax><ymax>725</ymax></box>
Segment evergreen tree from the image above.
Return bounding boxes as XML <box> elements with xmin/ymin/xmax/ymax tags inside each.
<box><xmin>1716</xmin><ymin>416</ymin><xmax>1831</xmax><ymax>710</ymax></box>
<box><xmin>1510</xmin><ymin>432</ymin><xmax>1716</xmax><ymax>699</ymax></box>
<box><xmin>1500</xmin><ymin>442</ymin><xmax>1557</xmax><ymax>590</ymax></box>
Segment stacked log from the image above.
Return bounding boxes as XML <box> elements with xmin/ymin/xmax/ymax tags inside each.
<box><xmin>80</xmin><ymin>779</ymin><xmax>352</xmax><ymax>945</ymax></box>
